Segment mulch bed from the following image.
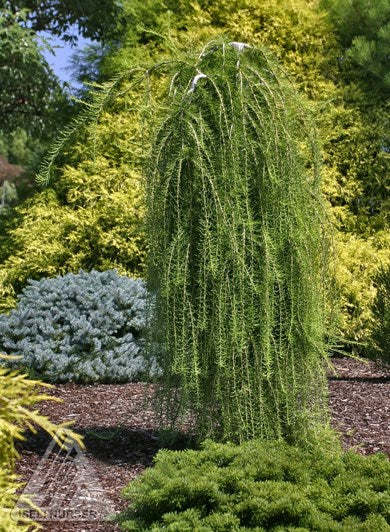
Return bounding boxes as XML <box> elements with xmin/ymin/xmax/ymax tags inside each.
<box><xmin>15</xmin><ymin>356</ymin><xmax>389</xmax><ymax>531</ymax></box>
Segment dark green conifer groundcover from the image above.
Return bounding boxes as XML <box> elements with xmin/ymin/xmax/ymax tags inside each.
<box><xmin>115</xmin><ymin>439</ymin><xmax>390</xmax><ymax>531</ymax></box>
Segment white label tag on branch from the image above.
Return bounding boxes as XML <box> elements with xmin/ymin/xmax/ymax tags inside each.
<box><xmin>228</xmin><ymin>42</ymin><xmax>251</xmax><ymax>52</ymax></box>
<box><xmin>188</xmin><ymin>72</ymin><xmax>208</xmax><ymax>94</ymax></box>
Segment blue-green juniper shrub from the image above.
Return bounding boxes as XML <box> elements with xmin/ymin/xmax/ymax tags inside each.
<box><xmin>0</xmin><ymin>269</ymin><xmax>157</xmax><ymax>383</ymax></box>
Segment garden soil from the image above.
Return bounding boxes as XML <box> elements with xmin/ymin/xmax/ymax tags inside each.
<box><xmin>15</xmin><ymin>357</ymin><xmax>389</xmax><ymax>531</ymax></box>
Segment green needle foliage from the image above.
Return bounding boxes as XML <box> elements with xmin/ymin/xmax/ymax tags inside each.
<box><xmin>117</xmin><ymin>439</ymin><xmax>390</xmax><ymax>531</ymax></box>
<box><xmin>147</xmin><ymin>40</ymin><xmax>332</xmax><ymax>444</ymax></box>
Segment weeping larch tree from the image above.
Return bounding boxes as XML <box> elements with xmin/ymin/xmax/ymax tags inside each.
<box><xmin>147</xmin><ymin>40</ymin><xmax>332</xmax><ymax>444</ymax></box>
<box><xmin>36</xmin><ymin>38</ymin><xmax>332</xmax><ymax>445</ymax></box>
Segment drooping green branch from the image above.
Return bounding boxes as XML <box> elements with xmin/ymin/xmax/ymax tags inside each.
<box><xmin>36</xmin><ymin>67</ymin><xmax>155</xmax><ymax>185</ymax></box>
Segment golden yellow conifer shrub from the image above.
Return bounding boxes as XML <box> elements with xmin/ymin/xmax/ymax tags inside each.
<box><xmin>0</xmin><ymin>356</ymin><xmax>83</xmax><ymax>530</ymax></box>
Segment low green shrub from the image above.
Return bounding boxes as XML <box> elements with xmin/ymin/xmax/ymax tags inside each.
<box><xmin>370</xmin><ymin>264</ymin><xmax>390</xmax><ymax>365</ymax></box>
<box><xmin>116</xmin><ymin>439</ymin><xmax>390</xmax><ymax>531</ymax></box>
<box><xmin>0</xmin><ymin>270</ymin><xmax>157</xmax><ymax>383</ymax></box>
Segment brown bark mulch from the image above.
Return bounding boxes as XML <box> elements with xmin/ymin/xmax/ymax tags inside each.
<box><xmin>14</xmin><ymin>356</ymin><xmax>389</xmax><ymax>532</ymax></box>
<box><xmin>328</xmin><ymin>357</ymin><xmax>390</xmax><ymax>456</ymax></box>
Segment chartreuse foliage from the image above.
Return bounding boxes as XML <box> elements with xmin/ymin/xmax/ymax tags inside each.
<box><xmin>116</xmin><ymin>439</ymin><xmax>390</xmax><ymax>531</ymax></box>
<box><xmin>0</xmin><ymin>356</ymin><xmax>83</xmax><ymax>530</ymax></box>
<box><xmin>0</xmin><ymin>106</ymin><xmax>146</xmax><ymax>313</ymax></box>
<box><xmin>320</xmin><ymin>89</ymin><xmax>390</xmax><ymax>348</ymax></box>
<box><xmin>104</xmin><ymin>0</ymin><xmax>340</xmax><ymax>100</ymax></box>
<box><xmin>333</xmin><ymin>232</ymin><xmax>390</xmax><ymax>347</ymax></box>
<box><xmin>370</xmin><ymin>264</ymin><xmax>390</xmax><ymax>365</ymax></box>
<box><xmin>0</xmin><ymin>270</ymin><xmax>155</xmax><ymax>383</ymax></box>
<box><xmin>147</xmin><ymin>41</ymin><xmax>331</xmax><ymax>443</ymax></box>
